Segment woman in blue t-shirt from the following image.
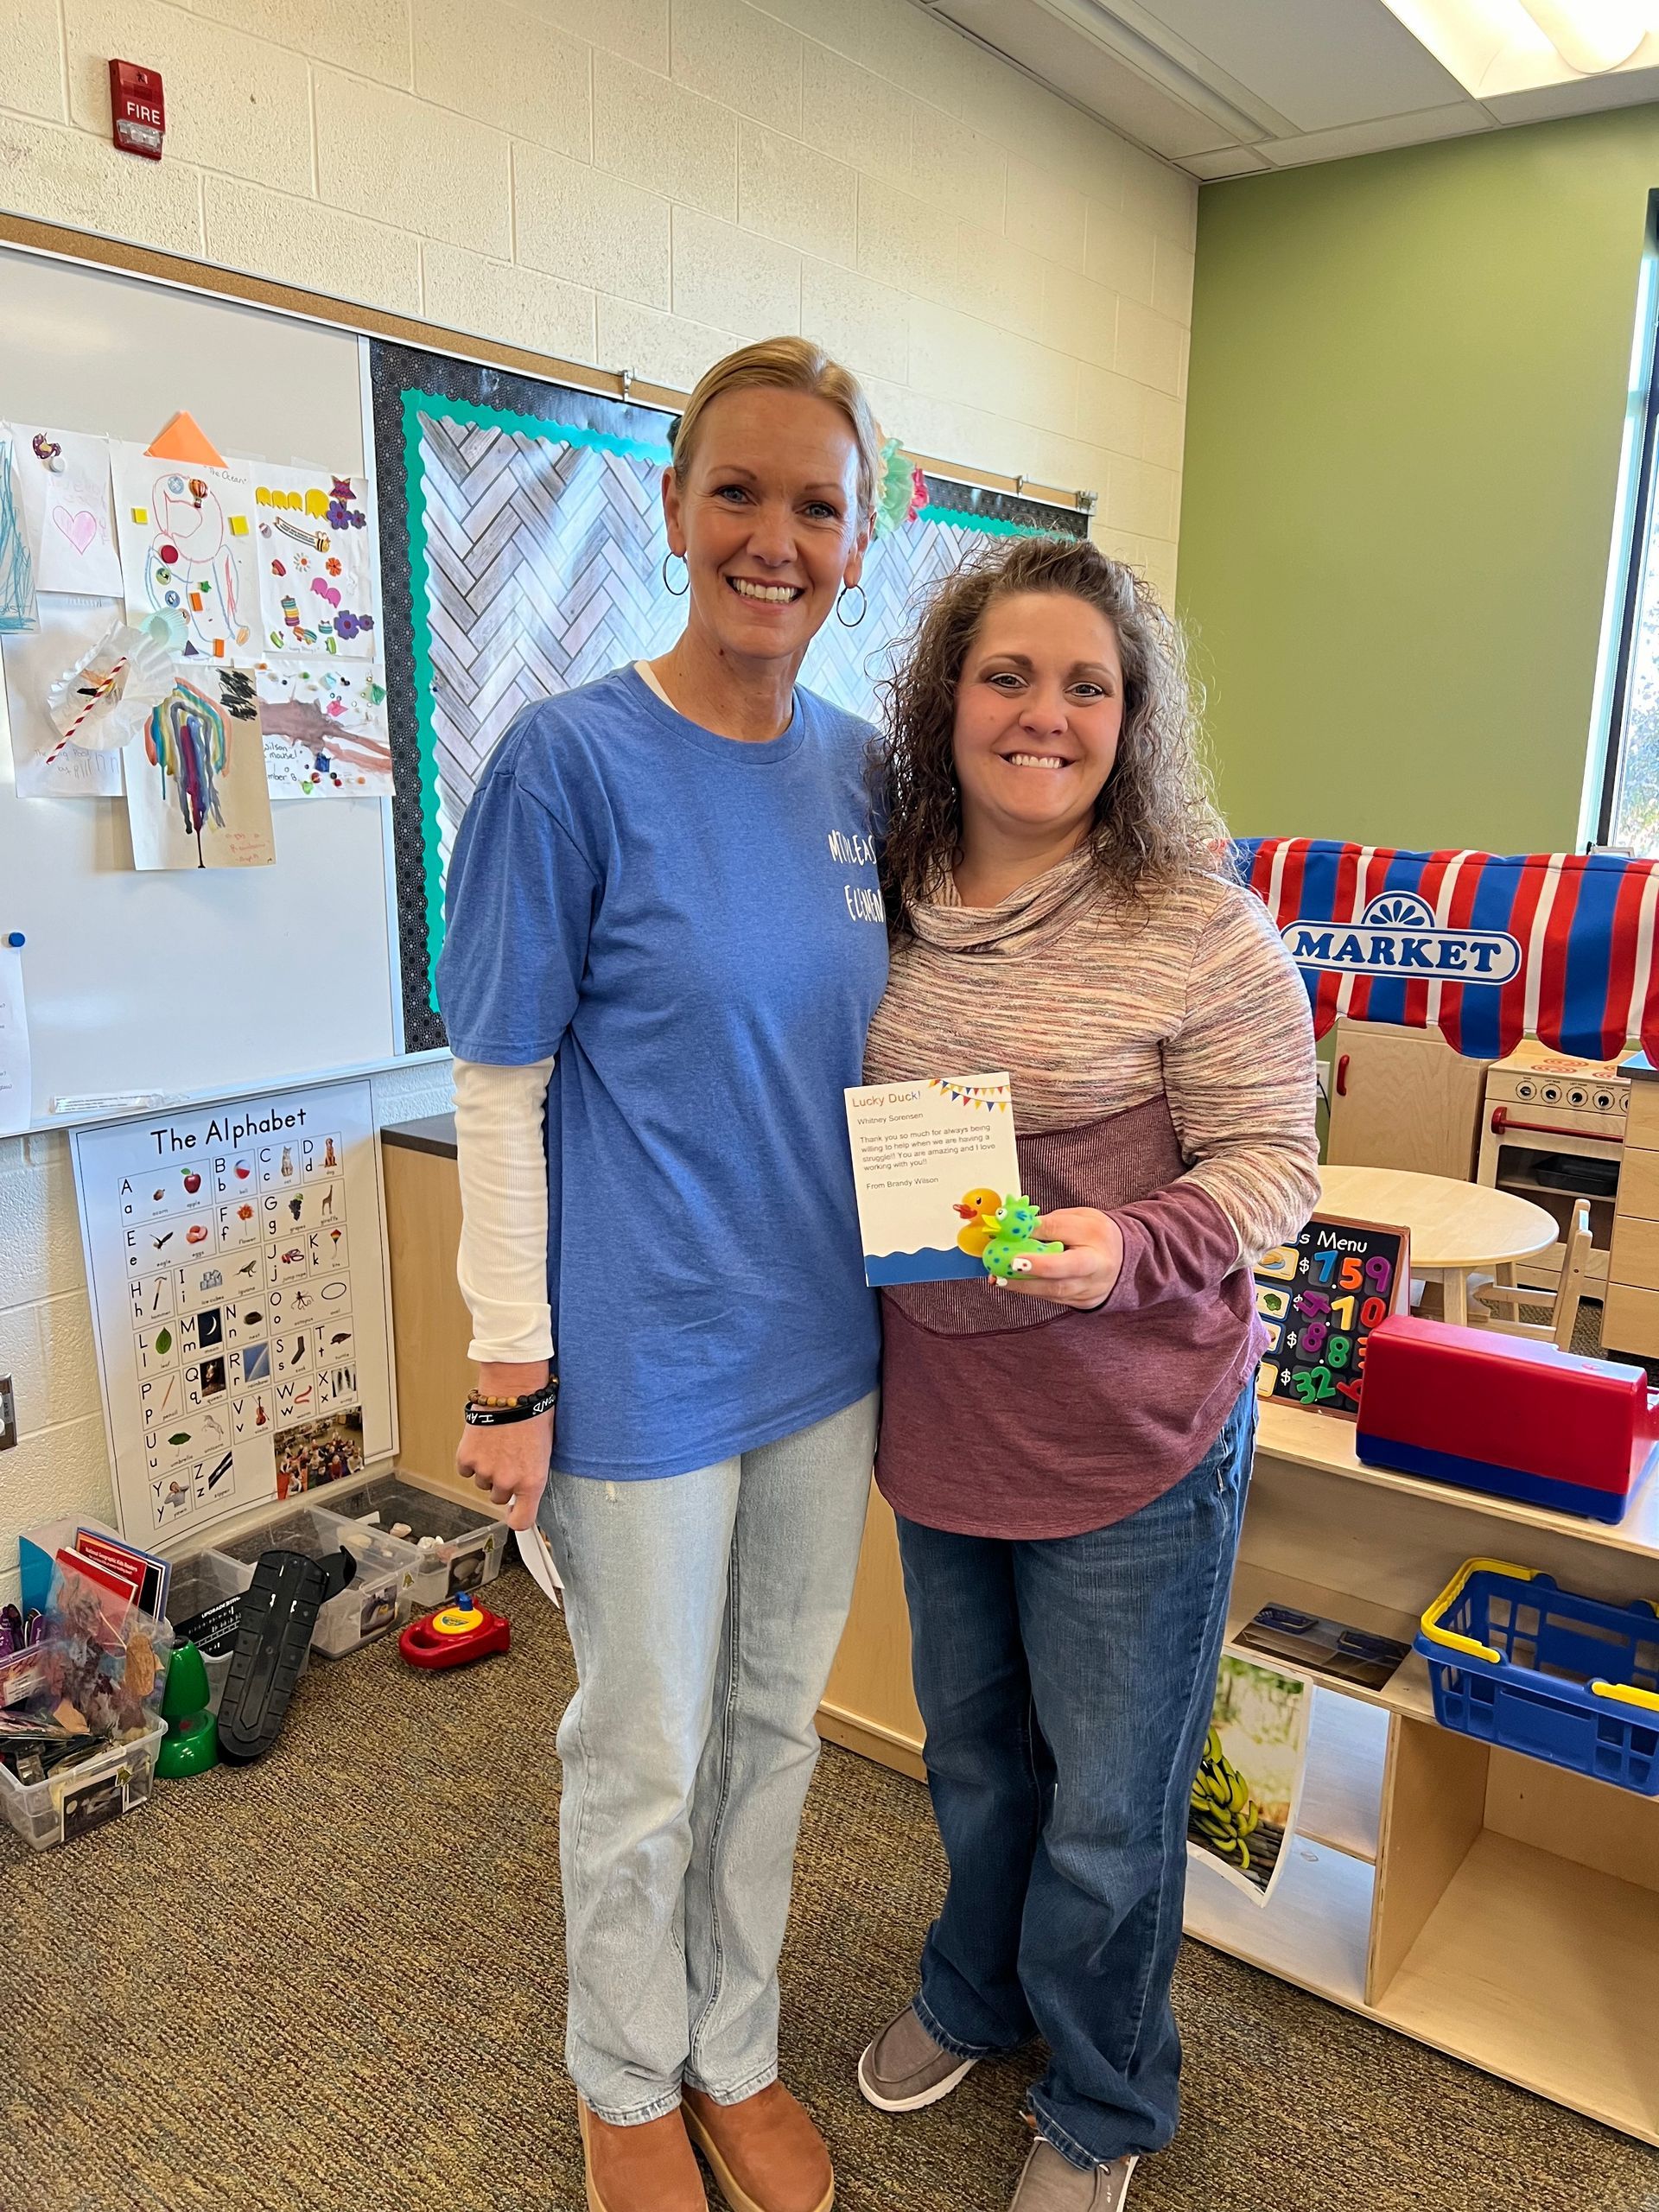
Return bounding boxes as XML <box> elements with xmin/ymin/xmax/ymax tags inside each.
<box><xmin>436</xmin><ymin>337</ymin><xmax>887</xmax><ymax>2212</ymax></box>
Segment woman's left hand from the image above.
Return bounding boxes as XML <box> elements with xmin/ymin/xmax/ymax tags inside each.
<box><xmin>993</xmin><ymin>1207</ymin><xmax>1124</xmax><ymax>1310</ymax></box>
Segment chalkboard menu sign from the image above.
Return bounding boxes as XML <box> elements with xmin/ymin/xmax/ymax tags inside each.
<box><xmin>1253</xmin><ymin>1214</ymin><xmax>1411</xmax><ymax>1418</ymax></box>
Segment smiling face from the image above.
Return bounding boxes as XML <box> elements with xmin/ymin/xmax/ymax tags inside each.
<box><xmin>662</xmin><ymin>386</ymin><xmax>868</xmax><ymax>677</ymax></box>
<box><xmin>951</xmin><ymin>590</ymin><xmax>1125</xmax><ymax>861</ymax></box>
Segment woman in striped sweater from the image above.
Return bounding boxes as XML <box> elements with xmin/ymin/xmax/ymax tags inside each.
<box><xmin>854</xmin><ymin>534</ymin><xmax>1319</xmax><ymax>2212</ymax></box>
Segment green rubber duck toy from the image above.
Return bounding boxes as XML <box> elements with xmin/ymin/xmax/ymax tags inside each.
<box><xmin>981</xmin><ymin>1193</ymin><xmax>1064</xmax><ymax>1282</ymax></box>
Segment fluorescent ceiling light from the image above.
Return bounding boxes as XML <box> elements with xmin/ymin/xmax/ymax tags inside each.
<box><xmin>1516</xmin><ymin>0</ymin><xmax>1644</xmax><ymax>70</ymax></box>
<box><xmin>1378</xmin><ymin>0</ymin><xmax>1659</xmax><ymax>92</ymax></box>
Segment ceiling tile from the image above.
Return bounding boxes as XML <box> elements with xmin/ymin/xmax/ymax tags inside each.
<box><xmin>1178</xmin><ymin>143</ymin><xmax>1271</xmax><ymax>178</ymax></box>
<box><xmin>1260</xmin><ymin>100</ymin><xmax>1491</xmax><ymax>167</ymax></box>
<box><xmin>1124</xmin><ymin>0</ymin><xmax>1471</xmax><ymax>130</ymax></box>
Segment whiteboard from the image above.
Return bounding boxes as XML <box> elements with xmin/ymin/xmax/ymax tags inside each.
<box><xmin>0</xmin><ymin>245</ymin><xmax>399</xmax><ymax>1126</ymax></box>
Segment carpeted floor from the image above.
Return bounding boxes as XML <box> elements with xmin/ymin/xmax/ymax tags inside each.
<box><xmin>3</xmin><ymin>1567</ymin><xmax>1656</xmax><ymax>2212</ymax></box>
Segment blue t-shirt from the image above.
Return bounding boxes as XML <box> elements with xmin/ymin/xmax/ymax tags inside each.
<box><xmin>436</xmin><ymin>665</ymin><xmax>887</xmax><ymax>1479</ymax></box>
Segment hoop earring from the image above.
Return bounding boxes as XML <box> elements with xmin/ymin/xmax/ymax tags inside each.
<box><xmin>836</xmin><ymin>583</ymin><xmax>867</xmax><ymax>628</ymax></box>
<box><xmin>661</xmin><ymin>551</ymin><xmax>690</xmax><ymax>596</ymax></box>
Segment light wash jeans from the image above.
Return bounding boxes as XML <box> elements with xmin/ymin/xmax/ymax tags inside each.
<box><xmin>539</xmin><ymin>1390</ymin><xmax>879</xmax><ymax>2125</ymax></box>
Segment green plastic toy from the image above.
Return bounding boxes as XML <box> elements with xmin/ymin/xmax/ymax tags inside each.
<box><xmin>156</xmin><ymin>1640</ymin><xmax>219</xmax><ymax>1777</ymax></box>
<box><xmin>981</xmin><ymin>1193</ymin><xmax>1064</xmax><ymax>1282</ymax></box>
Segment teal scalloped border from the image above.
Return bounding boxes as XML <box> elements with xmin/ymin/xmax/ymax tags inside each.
<box><xmin>915</xmin><ymin>504</ymin><xmax>1057</xmax><ymax>540</ymax></box>
<box><xmin>398</xmin><ymin>388</ymin><xmax>673</xmax><ymax>1007</ymax></box>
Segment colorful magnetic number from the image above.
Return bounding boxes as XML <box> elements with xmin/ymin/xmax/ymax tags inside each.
<box><xmin>1303</xmin><ymin>1248</ymin><xmax>1395</xmax><ymax>1293</ymax></box>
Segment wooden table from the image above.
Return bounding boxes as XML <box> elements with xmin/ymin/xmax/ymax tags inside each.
<box><xmin>1318</xmin><ymin>1164</ymin><xmax>1557</xmax><ymax>1325</ymax></box>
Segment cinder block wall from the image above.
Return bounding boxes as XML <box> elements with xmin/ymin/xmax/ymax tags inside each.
<box><xmin>0</xmin><ymin>0</ymin><xmax>1196</xmax><ymax>1594</ymax></box>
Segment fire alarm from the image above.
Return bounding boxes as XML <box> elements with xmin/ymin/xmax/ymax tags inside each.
<box><xmin>109</xmin><ymin>60</ymin><xmax>164</xmax><ymax>160</ymax></box>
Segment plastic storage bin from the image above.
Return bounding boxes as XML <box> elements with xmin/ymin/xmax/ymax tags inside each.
<box><xmin>333</xmin><ymin>1474</ymin><xmax>508</xmax><ymax>1610</ymax></box>
<box><xmin>0</xmin><ymin>1720</ymin><xmax>167</xmax><ymax>1851</ymax></box>
<box><xmin>207</xmin><ymin>1503</ymin><xmax>422</xmax><ymax>1657</ymax></box>
<box><xmin>1416</xmin><ymin>1557</ymin><xmax>1659</xmax><ymax>1794</ymax></box>
<box><xmin>165</xmin><ymin>1549</ymin><xmax>312</xmax><ymax>1713</ymax></box>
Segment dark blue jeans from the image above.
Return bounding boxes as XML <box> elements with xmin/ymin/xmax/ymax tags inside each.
<box><xmin>895</xmin><ymin>1385</ymin><xmax>1255</xmax><ymax>2172</ymax></box>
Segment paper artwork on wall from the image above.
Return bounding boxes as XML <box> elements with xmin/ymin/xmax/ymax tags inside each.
<box><xmin>124</xmin><ymin>662</ymin><xmax>275</xmax><ymax>870</ymax></box>
<box><xmin>0</xmin><ymin>435</ymin><xmax>36</xmax><ymax>631</ymax></box>
<box><xmin>9</xmin><ymin>425</ymin><xmax>124</xmax><ymax>597</ymax></box>
<box><xmin>251</xmin><ymin>464</ymin><xmax>376</xmax><ymax>658</ymax></box>
<box><xmin>1</xmin><ymin>595</ymin><xmax>127</xmax><ymax>797</ymax></box>
<box><xmin>45</xmin><ymin>618</ymin><xmax>175</xmax><ymax>756</ymax></box>
<box><xmin>111</xmin><ymin>446</ymin><xmax>257</xmax><ymax>660</ymax></box>
<box><xmin>257</xmin><ymin>658</ymin><xmax>391</xmax><ymax>797</ymax></box>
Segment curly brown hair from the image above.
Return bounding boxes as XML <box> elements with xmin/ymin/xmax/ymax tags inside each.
<box><xmin>874</xmin><ymin>533</ymin><xmax>1226</xmax><ymax>937</ymax></box>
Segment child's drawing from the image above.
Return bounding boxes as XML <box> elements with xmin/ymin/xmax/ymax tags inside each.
<box><xmin>11</xmin><ymin>425</ymin><xmax>124</xmax><ymax>595</ymax></box>
<box><xmin>124</xmin><ymin>661</ymin><xmax>275</xmax><ymax>870</ymax></box>
<box><xmin>257</xmin><ymin>658</ymin><xmax>391</xmax><ymax>796</ymax></box>
<box><xmin>0</xmin><ymin>435</ymin><xmax>35</xmax><ymax>630</ymax></box>
<box><xmin>111</xmin><ymin>446</ymin><xmax>256</xmax><ymax>658</ymax></box>
<box><xmin>251</xmin><ymin>464</ymin><xmax>377</xmax><ymax>659</ymax></box>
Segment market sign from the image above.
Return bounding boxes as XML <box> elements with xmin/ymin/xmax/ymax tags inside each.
<box><xmin>1281</xmin><ymin>890</ymin><xmax>1522</xmax><ymax>984</ymax></box>
<box><xmin>1238</xmin><ymin>839</ymin><xmax>1659</xmax><ymax>1064</ymax></box>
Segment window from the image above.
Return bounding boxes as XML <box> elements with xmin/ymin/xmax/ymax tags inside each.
<box><xmin>1594</xmin><ymin>229</ymin><xmax>1659</xmax><ymax>855</ymax></box>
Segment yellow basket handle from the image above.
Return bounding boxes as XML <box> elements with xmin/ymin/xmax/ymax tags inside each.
<box><xmin>1419</xmin><ymin>1557</ymin><xmax>1541</xmax><ymax>1666</ymax></box>
<box><xmin>1591</xmin><ymin>1678</ymin><xmax>1659</xmax><ymax>1713</ymax></box>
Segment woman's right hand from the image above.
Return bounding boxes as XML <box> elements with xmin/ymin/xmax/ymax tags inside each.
<box><xmin>457</xmin><ymin>1361</ymin><xmax>556</xmax><ymax>1532</ymax></box>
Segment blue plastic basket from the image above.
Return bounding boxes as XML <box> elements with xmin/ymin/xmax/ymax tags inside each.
<box><xmin>1415</xmin><ymin>1559</ymin><xmax>1659</xmax><ymax>1795</ymax></box>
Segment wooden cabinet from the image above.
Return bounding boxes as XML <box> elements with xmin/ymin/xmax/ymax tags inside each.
<box><xmin>380</xmin><ymin>1116</ymin><xmax>478</xmax><ymax>1503</ymax></box>
<box><xmin>1603</xmin><ymin>1059</ymin><xmax>1659</xmax><ymax>1360</ymax></box>
<box><xmin>1325</xmin><ymin>1019</ymin><xmax>1488</xmax><ymax>1183</ymax></box>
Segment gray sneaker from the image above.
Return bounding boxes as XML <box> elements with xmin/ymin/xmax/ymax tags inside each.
<box><xmin>856</xmin><ymin>2000</ymin><xmax>979</xmax><ymax>2112</ymax></box>
<box><xmin>1009</xmin><ymin>2142</ymin><xmax>1138</xmax><ymax>2209</ymax></box>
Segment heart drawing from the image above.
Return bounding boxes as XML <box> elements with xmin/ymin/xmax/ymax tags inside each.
<box><xmin>52</xmin><ymin>507</ymin><xmax>100</xmax><ymax>557</ymax></box>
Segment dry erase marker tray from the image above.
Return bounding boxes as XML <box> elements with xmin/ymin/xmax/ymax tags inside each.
<box><xmin>0</xmin><ymin>1720</ymin><xmax>166</xmax><ymax>1853</ymax></box>
<box><xmin>330</xmin><ymin>1472</ymin><xmax>508</xmax><ymax>1611</ymax></box>
<box><xmin>206</xmin><ymin>1505</ymin><xmax>421</xmax><ymax>1659</ymax></box>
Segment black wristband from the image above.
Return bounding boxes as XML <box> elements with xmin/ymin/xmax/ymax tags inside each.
<box><xmin>463</xmin><ymin>1380</ymin><xmax>559</xmax><ymax>1426</ymax></box>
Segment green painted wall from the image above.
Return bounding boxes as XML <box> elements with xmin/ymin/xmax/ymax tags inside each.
<box><xmin>1178</xmin><ymin>107</ymin><xmax>1659</xmax><ymax>854</ymax></box>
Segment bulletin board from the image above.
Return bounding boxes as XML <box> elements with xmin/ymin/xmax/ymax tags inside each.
<box><xmin>0</xmin><ymin>243</ymin><xmax>401</xmax><ymax>1127</ymax></box>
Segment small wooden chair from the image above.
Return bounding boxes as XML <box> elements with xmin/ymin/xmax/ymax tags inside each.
<box><xmin>1471</xmin><ymin>1200</ymin><xmax>1593</xmax><ymax>1352</ymax></box>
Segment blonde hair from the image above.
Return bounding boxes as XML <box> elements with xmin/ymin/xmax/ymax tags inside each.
<box><xmin>671</xmin><ymin>336</ymin><xmax>881</xmax><ymax>523</ymax></box>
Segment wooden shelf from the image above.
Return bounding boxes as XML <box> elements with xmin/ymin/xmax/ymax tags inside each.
<box><xmin>1374</xmin><ymin>1831</ymin><xmax>1659</xmax><ymax>2145</ymax></box>
<box><xmin>1185</xmin><ymin>1834</ymin><xmax>1374</xmax><ymax>2011</ymax></box>
<box><xmin>1224</xmin><ymin>1560</ymin><xmax>1435</xmax><ymax>1722</ymax></box>
<box><xmin>1299</xmin><ymin>1688</ymin><xmax>1388</xmax><ymax>1863</ymax></box>
<box><xmin>1254</xmin><ymin>1399</ymin><xmax>1659</xmax><ymax>1568</ymax></box>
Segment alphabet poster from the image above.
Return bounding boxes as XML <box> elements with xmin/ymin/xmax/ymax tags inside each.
<box><xmin>124</xmin><ymin>662</ymin><xmax>276</xmax><ymax>870</ymax></box>
<box><xmin>71</xmin><ymin>1078</ymin><xmax>397</xmax><ymax>1545</ymax></box>
<box><xmin>9</xmin><ymin>423</ymin><xmax>124</xmax><ymax>595</ymax></box>
<box><xmin>250</xmin><ymin>463</ymin><xmax>377</xmax><ymax>658</ymax></box>
<box><xmin>111</xmin><ymin>444</ymin><xmax>257</xmax><ymax>658</ymax></box>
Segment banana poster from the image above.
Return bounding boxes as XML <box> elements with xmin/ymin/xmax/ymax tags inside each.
<box><xmin>1187</xmin><ymin>1655</ymin><xmax>1311</xmax><ymax>1904</ymax></box>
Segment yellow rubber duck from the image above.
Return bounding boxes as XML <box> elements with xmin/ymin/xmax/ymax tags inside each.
<box><xmin>953</xmin><ymin>1187</ymin><xmax>1004</xmax><ymax>1258</ymax></box>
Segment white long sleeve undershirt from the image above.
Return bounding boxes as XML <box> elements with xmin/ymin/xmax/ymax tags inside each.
<box><xmin>453</xmin><ymin>1055</ymin><xmax>556</xmax><ymax>1364</ymax></box>
<box><xmin>452</xmin><ymin>667</ymin><xmax>673</xmax><ymax>1365</ymax></box>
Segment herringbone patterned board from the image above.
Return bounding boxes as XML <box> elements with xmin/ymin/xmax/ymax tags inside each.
<box><xmin>418</xmin><ymin>406</ymin><xmax>1005</xmax><ymax>859</ymax></box>
<box><xmin>417</xmin><ymin>410</ymin><xmax>683</xmax><ymax>867</ymax></box>
<box><xmin>799</xmin><ymin>517</ymin><xmax>1001</xmax><ymax>721</ymax></box>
